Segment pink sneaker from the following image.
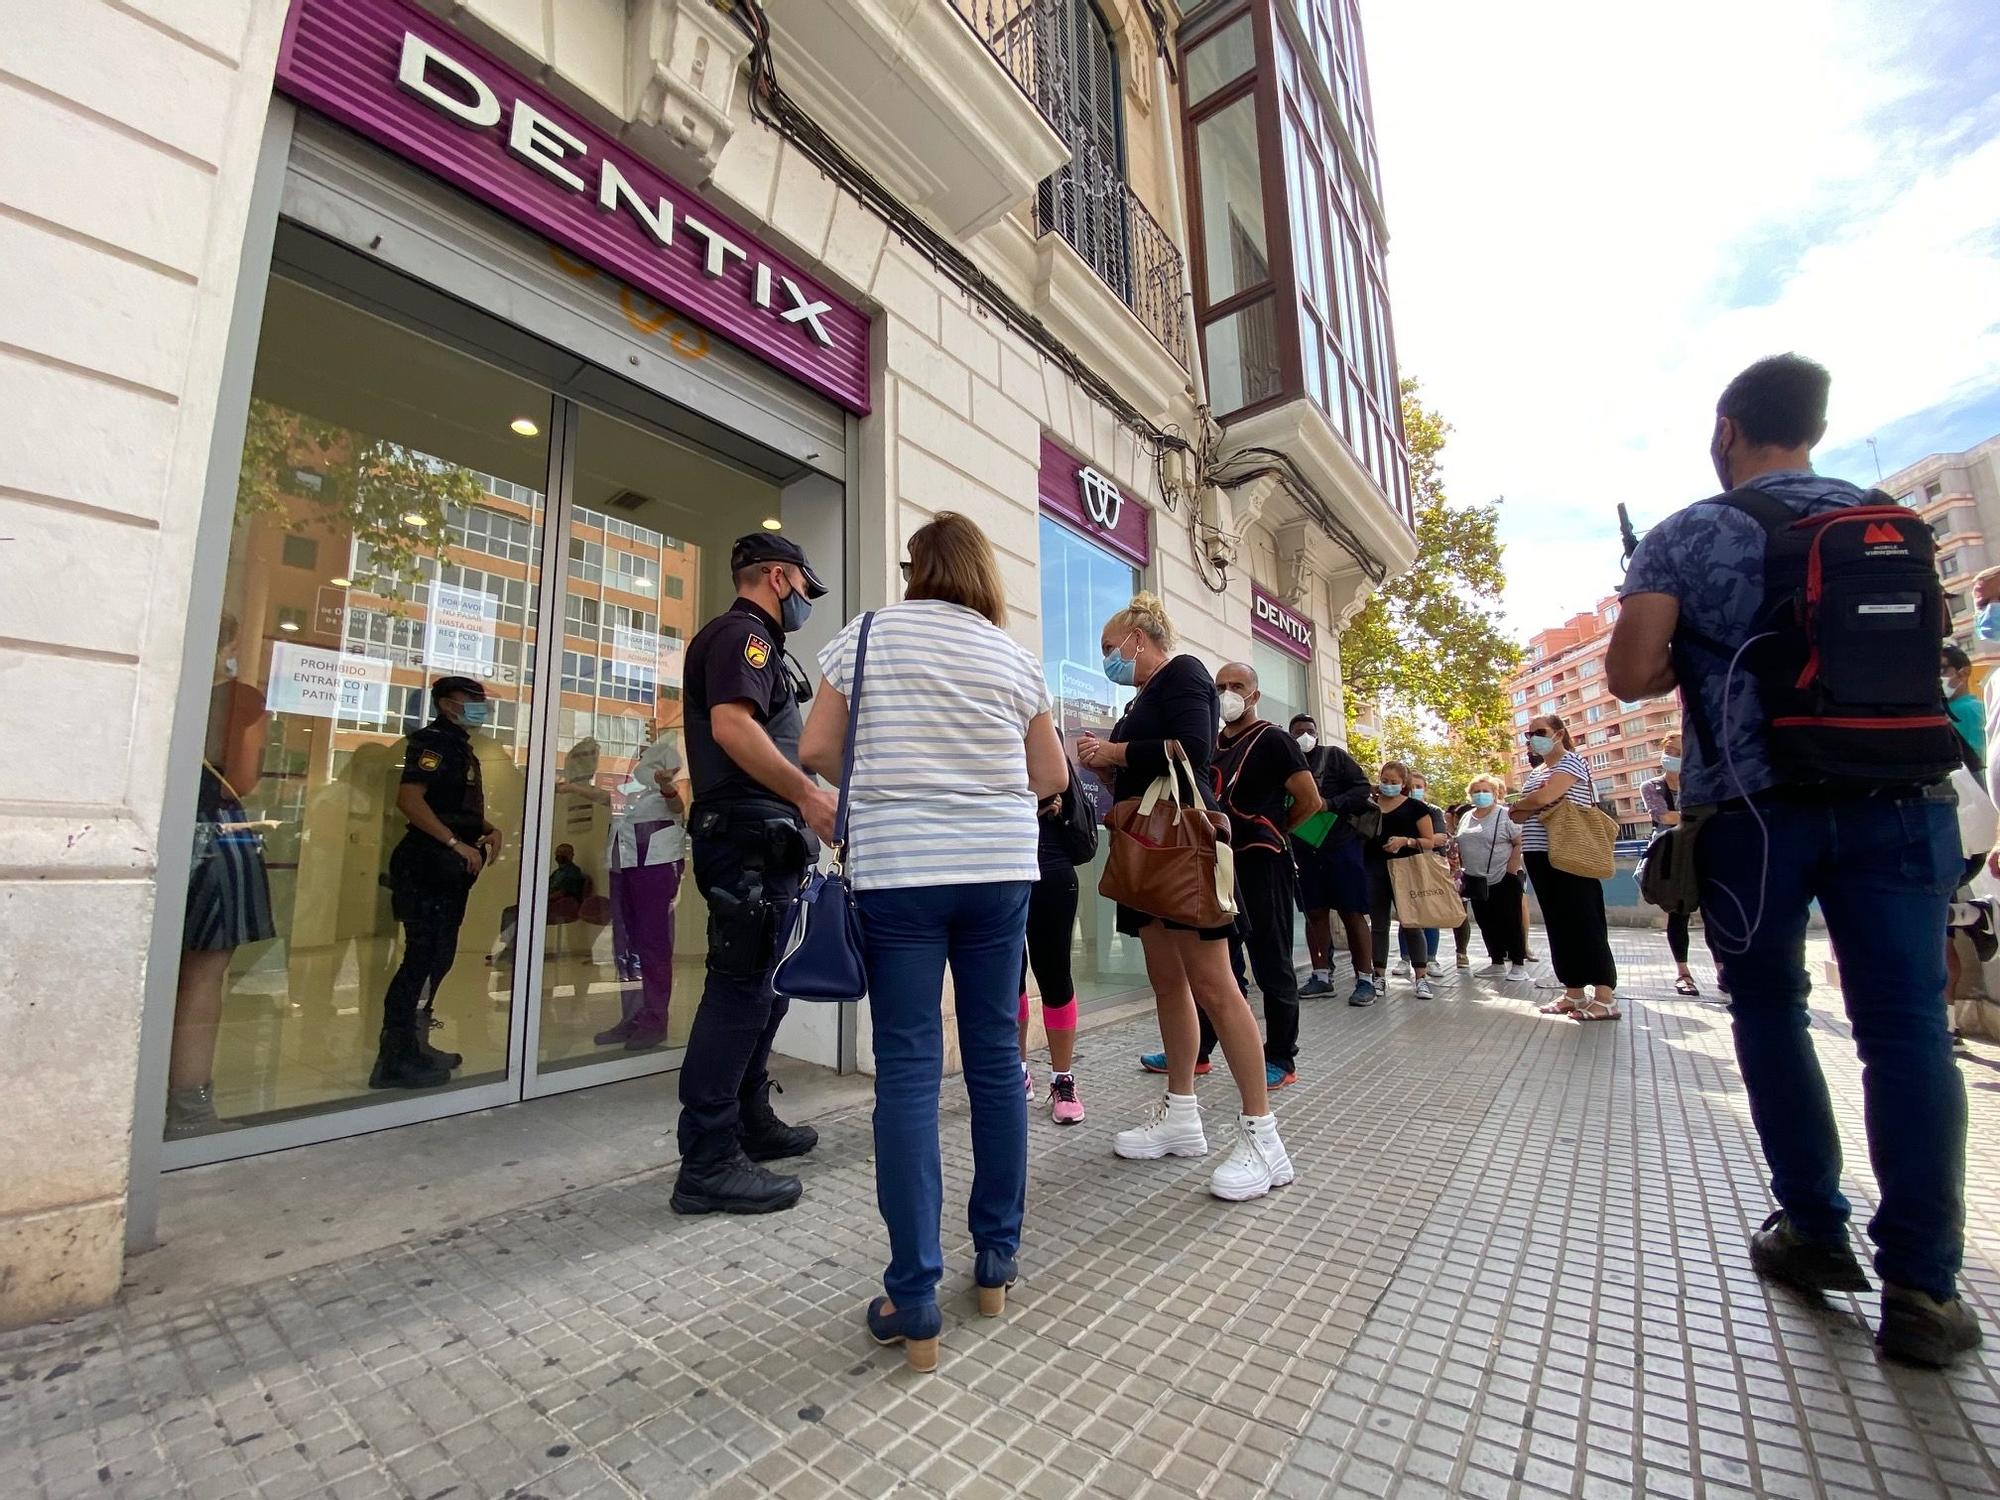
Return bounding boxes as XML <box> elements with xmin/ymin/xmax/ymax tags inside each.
<box><xmin>1047</xmin><ymin>1073</ymin><xmax>1085</xmax><ymax>1125</ymax></box>
<box><xmin>1022</xmin><ymin>1061</ymin><xmax>1034</xmax><ymax>1100</ymax></box>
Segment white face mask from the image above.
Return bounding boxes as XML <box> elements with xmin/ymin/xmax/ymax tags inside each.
<box><xmin>1218</xmin><ymin>690</ymin><xmax>1247</xmax><ymax>724</ymax></box>
<box><xmin>1296</xmin><ymin>732</ymin><xmax>1317</xmax><ymax>753</ymax></box>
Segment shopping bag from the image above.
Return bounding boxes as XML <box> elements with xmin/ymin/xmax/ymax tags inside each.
<box><xmin>1099</xmin><ymin>741</ymin><xmax>1237</xmax><ymax>928</ymax></box>
<box><xmin>1385</xmin><ymin>852</ymin><xmax>1464</xmax><ymax>929</ymax></box>
<box><xmin>1540</xmin><ymin>797</ymin><xmax>1617</xmax><ymax>880</ymax></box>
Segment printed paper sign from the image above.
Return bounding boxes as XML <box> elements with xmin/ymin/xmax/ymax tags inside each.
<box><xmin>426</xmin><ymin>580</ymin><xmax>498</xmax><ymax>674</ymax></box>
<box><xmin>268</xmin><ymin>644</ymin><xmax>393</xmax><ymax>721</ymax></box>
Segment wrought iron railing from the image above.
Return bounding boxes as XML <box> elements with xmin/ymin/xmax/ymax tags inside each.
<box><xmin>948</xmin><ymin>0</ymin><xmax>1191</xmax><ymax>368</ymax></box>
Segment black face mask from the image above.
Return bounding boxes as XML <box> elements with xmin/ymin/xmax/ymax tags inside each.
<box><xmin>1527</xmin><ymin>751</ymin><xmax>1544</xmax><ymax>769</ymax></box>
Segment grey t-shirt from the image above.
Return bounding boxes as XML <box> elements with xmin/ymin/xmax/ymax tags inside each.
<box><xmin>1454</xmin><ymin>807</ymin><xmax>1519</xmax><ymax>882</ymax></box>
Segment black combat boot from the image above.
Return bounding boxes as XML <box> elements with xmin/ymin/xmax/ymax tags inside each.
<box><xmin>415</xmin><ymin>1004</ymin><xmax>462</xmax><ymax>1070</ymax></box>
<box><xmin>368</xmin><ymin>1025</ymin><xmax>452</xmax><ymax>1090</ymax></box>
<box><xmin>739</xmin><ymin>1078</ymin><xmax>818</xmax><ymax>1162</ymax></box>
<box><xmin>671</xmin><ymin>1145</ymin><xmax>802</xmax><ymax>1215</ymax></box>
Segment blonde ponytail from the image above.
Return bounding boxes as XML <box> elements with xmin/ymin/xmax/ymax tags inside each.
<box><xmin>1107</xmin><ymin>590</ymin><xmax>1175</xmax><ymax>650</ymax></box>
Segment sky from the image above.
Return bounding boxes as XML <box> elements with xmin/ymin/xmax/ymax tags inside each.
<box><xmin>1360</xmin><ymin>0</ymin><xmax>2000</xmax><ymax>642</ymax></box>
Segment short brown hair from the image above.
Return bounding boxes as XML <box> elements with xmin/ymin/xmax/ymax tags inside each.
<box><xmin>905</xmin><ymin>511</ymin><xmax>1006</xmax><ymax>625</ymax></box>
<box><xmin>1532</xmin><ymin>713</ymin><xmax>1575</xmax><ymax>751</ymax></box>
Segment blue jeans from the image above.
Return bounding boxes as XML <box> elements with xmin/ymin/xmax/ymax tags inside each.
<box><xmin>858</xmin><ymin>880</ymin><xmax>1032</xmax><ymax>1310</ymax></box>
<box><xmin>1699</xmin><ymin>789</ymin><xmax>1966</xmax><ymax>1299</ymax></box>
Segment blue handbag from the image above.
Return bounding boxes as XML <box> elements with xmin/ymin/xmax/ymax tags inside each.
<box><xmin>771</xmin><ymin>612</ymin><xmax>874</xmax><ymax>1003</ymax></box>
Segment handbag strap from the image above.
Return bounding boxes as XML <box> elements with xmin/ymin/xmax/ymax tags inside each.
<box><xmin>831</xmin><ymin>612</ymin><xmax>876</xmax><ymax>859</ymax></box>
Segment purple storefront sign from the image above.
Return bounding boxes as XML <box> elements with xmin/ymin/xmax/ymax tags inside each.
<box><xmin>275</xmin><ymin>0</ymin><xmax>871</xmax><ymax>413</ymax></box>
<box><xmin>1252</xmin><ymin>583</ymin><xmax>1315</xmax><ymax>662</ymax></box>
<box><xmin>1036</xmin><ymin>434</ymin><xmax>1149</xmax><ymax>566</ymax></box>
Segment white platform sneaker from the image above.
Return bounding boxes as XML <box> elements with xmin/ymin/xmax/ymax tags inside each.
<box><xmin>1209</xmin><ymin>1114</ymin><xmax>1295</xmax><ymax>1201</ymax></box>
<box><xmin>1114</xmin><ymin>1093</ymin><xmax>1208</xmax><ymax>1160</ymax></box>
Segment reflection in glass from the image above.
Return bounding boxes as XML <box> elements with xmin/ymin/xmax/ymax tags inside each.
<box><xmin>1197</xmin><ymin>95</ymin><xmax>1270</xmax><ymax>304</ymax></box>
<box><xmin>1038</xmin><ymin>516</ymin><xmax>1148</xmax><ymax>1003</ymax></box>
<box><xmin>1186</xmin><ymin>14</ymin><xmax>1255</xmax><ymax>106</ymax></box>
<box><xmin>166</xmin><ymin>275</ymin><xmax>550</xmax><ymax>1140</ymax></box>
<box><xmin>1203</xmin><ymin>297</ymin><xmax>1283</xmax><ymax>416</ymax></box>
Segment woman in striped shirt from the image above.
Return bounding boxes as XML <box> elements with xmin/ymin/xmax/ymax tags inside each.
<box><xmin>1508</xmin><ymin>712</ymin><xmax>1619</xmax><ymax>1020</ymax></box>
<box><xmin>802</xmin><ymin>513</ymin><xmax>1069</xmax><ymax>1372</ymax></box>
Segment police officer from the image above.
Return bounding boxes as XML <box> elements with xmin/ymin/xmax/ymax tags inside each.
<box><xmin>671</xmin><ymin>534</ymin><xmax>839</xmax><ymax>1215</ymax></box>
<box><xmin>374</xmin><ymin>676</ymin><xmax>501</xmax><ymax>1091</ymax></box>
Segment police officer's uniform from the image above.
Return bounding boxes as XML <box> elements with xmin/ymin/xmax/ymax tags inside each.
<box><xmin>374</xmin><ymin>687</ymin><xmax>486</xmax><ymax>1088</ymax></box>
<box><xmin>672</xmin><ymin>538</ymin><xmax>827</xmax><ymax>1213</ymax></box>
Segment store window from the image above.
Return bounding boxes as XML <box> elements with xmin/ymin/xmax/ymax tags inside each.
<box><xmin>1251</xmin><ymin>637</ymin><xmax>1309</xmax><ymax>732</ymax></box>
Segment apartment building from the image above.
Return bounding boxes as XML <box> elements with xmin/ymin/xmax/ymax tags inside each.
<box><xmin>0</xmin><ymin>0</ymin><xmax>1416</xmax><ymax>1324</ymax></box>
<box><xmin>1504</xmin><ymin>597</ymin><xmax>1679</xmax><ymax>833</ymax></box>
<box><xmin>1883</xmin><ymin>433</ymin><xmax>2000</xmax><ymax>650</ymax></box>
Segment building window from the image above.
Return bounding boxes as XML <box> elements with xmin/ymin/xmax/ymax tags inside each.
<box><xmin>1933</xmin><ymin>515</ymin><xmax>1954</xmax><ymax>541</ymax></box>
<box><xmin>1186</xmin><ymin>13</ymin><xmax>1254</xmax><ymax>104</ymax></box>
<box><xmin>1941</xmin><ymin>553</ymin><xmax>1962</xmax><ymax>579</ymax></box>
<box><xmin>1925</xmin><ymin>480</ymin><xmax>1943</xmax><ymax>503</ymax></box>
<box><xmin>1037</xmin><ymin>0</ymin><xmax>1129</xmax><ymax>303</ymax></box>
<box><xmin>664</xmin><ymin>574</ymin><xmax>684</xmax><ymax>600</ymax></box>
<box><xmin>281</xmin><ymin>534</ymin><xmax>318</xmax><ymax>570</ymax></box>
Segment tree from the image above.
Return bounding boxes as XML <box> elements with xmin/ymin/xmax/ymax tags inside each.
<box><xmin>1341</xmin><ymin>379</ymin><xmax>1520</xmax><ymax>786</ymax></box>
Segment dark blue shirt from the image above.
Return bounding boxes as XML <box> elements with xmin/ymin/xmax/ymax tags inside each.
<box><xmin>1620</xmin><ymin>469</ymin><xmax>1872</xmax><ymax>805</ymax></box>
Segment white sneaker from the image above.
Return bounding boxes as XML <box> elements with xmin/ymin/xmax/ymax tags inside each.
<box><xmin>1474</xmin><ymin>963</ymin><xmax>1506</xmax><ymax>978</ymax></box>
<box><xmin>1534</xmin><ymin>973</ymin><xmax>1564</xmax><ymax>990</ymax></box>
<box><xmin>1114</xmin><ymin>1093</ymin><xmax>1208</xmax><ymax>1160</ymax></box>
<box><xmin>1022</xmin><ymin>1061</ymin><xmax>1034</xmax><ymax>1100</ymax></box>
<box><xmin>1415</xmin><ymin>977</ymin><xmax>1435</xmax><ymax>1000</ymax></box>
<box><xmin>1209</xmin><ymin>1115</ymin><xmax>1295</xmax><ymax>1201</ymax></box>
<box><xmin>1392</xmin><ymin>961</ymin><xmax>1413</xmax><ymax>978</ymax></box>
<box><xmin>1505</xmin><ymin>965</ymin><xmax>1530</xmax><ymax>982</ymax></box>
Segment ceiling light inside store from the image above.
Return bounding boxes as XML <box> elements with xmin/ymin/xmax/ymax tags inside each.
<box><xmin>403</xmin><ymin>513</ymin><xmax>428</xmax><ymax>528</ymax></box>
<box><xmin>329</xmin><ymin>577</ymin><xmax>352</xmax><ymax>588</ymax></box>
<box><xmin>761</xmin><ymin>517</ymin><xmax>783</xmax><ymax>531</ymax></box>
<box><xmin>279</xmin><ymin>620</ymin><xmax>299</xmax><ymax>632</ymax></box>
<box><xmin>510</xmin><ymin>417</ymin><xmax>539</xmax><ymax>436</ymax></box>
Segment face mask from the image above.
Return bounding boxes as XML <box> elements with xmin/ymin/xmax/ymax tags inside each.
<box><xmin>1527</xmin><ymin>751</ymin><xmax>1544</xmax><ymax>769</ymax></box>
<box><xmin>1661</xmin><ymin>754</ymin><xmax>1681</xmax><ymax>773</ymax></box>
<box><xmin>1103</xmin><ymin>642</ymin><xmax>1137</xmax><ymax>687</ymax></box>
<box><xmin>1409</xmin><ymin>787</ymin><xmax>1427</xmax><ymax>802</ymax></box>
<box><xmin>1295</xmin><ymin>732</ymin><xmax>1317</xmax><ymax>753</ymax></box>
<box><xmin>1218</xmin><ymin>690</ymin><xmax>1247</xmax><ymax>724</ymax></box>
<box><xmin>1471</xmin><ymin>791</ymin><xmax>1496</xmax><ymax>809</ymax></box>
<box><xmin>778</xmin><ymin>581</ymin><xmax>812</xmax><ymax>634</ymax></box>
<box><xmin>458</xmin><ymin>700</ymin><xmax>490</xmax><ymax>728</ymax></box>
<box><xmin>1378</xmin><ymin>782</ymin><xmax>1403</xmax><ymax>798</ymax></box>
<box><xmin>221</xmin><ymin>656</ymin><xmax>239</xmax><ymax>680</ymax></box>
<box><xmin>1979</xmin><ymin>603</ymin><xmax>2000</xmax><ymax>643</ymax></box>
<box><xmin>620</xmin><ymin>778</ymin><xmax>648</xmax><ymax>796</ymax></box>
<box><xmin>1528</xmin><ymin>733</ymin><xmax>1555</xmax><ymax>757</ymax></box>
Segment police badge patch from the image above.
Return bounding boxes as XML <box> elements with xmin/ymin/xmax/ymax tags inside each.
<box><xmin>417</xmin><ymin>750</ymin><xmax>443</xmax><ymax>772</ymax></box>
<box><xmin>744</xmin><ymin>635</ymin><xmax>771</xmax><ymax>669</ymax></box>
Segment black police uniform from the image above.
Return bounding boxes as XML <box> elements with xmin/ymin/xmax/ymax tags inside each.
<box><xmin>375</xmin><ymin>716</ymin><xmax>483</xmax><ymax>1085</ymax></box>
<box><xmin>675</xmin><ymin>597</ymin><xmax>820</xmax><ymax>1171</ymax></box>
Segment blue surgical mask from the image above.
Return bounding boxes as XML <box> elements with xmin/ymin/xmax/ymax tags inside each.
<box><xmin>1378</xmin><ymin>782</ymin><xmax>1403</xmax><ymax>798</ymax></box>
<box><xmin>1409</xmin><ymin>787</ymin><xmax>1426</xmax><ymax>802</ymax></box>
<box><xmin>458</xmin><ymin>700</ymin><xmax>490</xmax><ymax>728</ymax></box>
<box><xmin>1528</xmin><ymin>733</ymin><xmax>1555</xmax><ymax>757</ymax></box>
<box><xmin>1471</xmin><ymin>791</ymin><xmax>1496</xmax><ymax>808</ymax></box>
<box><xmin>779</xmin><ymin>584</ymin><xmax>812</xmax><ymax>635</ymax></box>
<box><xmin>1103</xmin><ymin>646</ymin><xmax>1136</xmax><ymax>687</ymax></box>
<box><xmin>1979</xmin><ymin>602</ymin><xmax>2000</xmax><ymax>643</ymax></box>
<box><xmin>1661</xmin><ymin>754</ymin><xmax>1681</xmax><ymax>773</ymax></box>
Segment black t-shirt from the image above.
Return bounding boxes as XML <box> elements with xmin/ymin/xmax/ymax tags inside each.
<box><xmin>1216</xmin><ymin>719</ymin><xmax>1308</xmax><ymax>855</ymax></box>
<box><xmin>1304</xmin><ymin>742</ymin><xmax>1375</xmax><ymax>847</ymax></box>
<box><xmin>1369</xmin><ymin>797</ymin><xmax>1436</xmax><ymax>860</ymax></box>
<box><xmin>683</xmin><ymin>597</ymin><xmax>806</xmax><ymax>807</ymax></box>
<box><xmin>1109</xmin><ymin>654</ymin><xmax>1220</xmax><ymax>809</ymax></box>
<box><xmin>399</xmin><ymin>718</ymin><xmax>486</xmax><ymax>840</ymax></box>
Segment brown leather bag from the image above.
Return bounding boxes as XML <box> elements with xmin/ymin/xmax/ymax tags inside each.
<box><xmin>1098</xmin><ymin>741</ymin><xmax>1238</xmax><ymax>928</ymax></box>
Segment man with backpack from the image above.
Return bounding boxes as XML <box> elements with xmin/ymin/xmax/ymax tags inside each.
<box><xmin>1139</xmin><ymin>663</ymin><xmax>1322</xmax><ymax>1088</ymax></box>
<box><xmin>1290</xmin><ymin>714</ymin><xmax>1382</xmax><ymax>1006</ymax></box>
<box><xmin>1607</xmin><ymin>353</ymin><xmax>1977</xmax><ymax>1367</ymax></box>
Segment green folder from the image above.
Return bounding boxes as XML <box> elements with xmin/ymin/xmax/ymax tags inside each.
<box><xmin>1292</xmin><ymin>808</ymin><xmax>1339</xmax><ymax>848</ymax></box>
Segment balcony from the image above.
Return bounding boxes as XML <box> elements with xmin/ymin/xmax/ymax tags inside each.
<box><xmin>761</xmin><ymin>0</ymin><xmax>1068</xmax><ymax>238</ymax></box>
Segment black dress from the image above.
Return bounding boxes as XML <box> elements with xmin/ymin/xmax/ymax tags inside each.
<box><xmin>1106</xmin><ymin>654</ymin><xmax>1233</xmax><ymax>941</ymax></box>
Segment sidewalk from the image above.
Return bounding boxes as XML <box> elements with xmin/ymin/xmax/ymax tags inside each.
<box><xmin>4</xmin><ymin>930</ymin><xmax>1999</xmax><ymax>1499</ymax></box>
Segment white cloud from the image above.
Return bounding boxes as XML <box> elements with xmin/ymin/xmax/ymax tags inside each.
<box><xmin>1362</xmin><ymin>0</ymin><xmax>2000</xmax><ymax>640</ymax></box>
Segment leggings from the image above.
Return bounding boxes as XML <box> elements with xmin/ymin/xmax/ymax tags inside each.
<box><xmin>1666</xmin><ymin>908</ymin><xmax>1691</xmax><ymax>966</ymax></box>
<box><xmin>1019</xmin><ymin>860</ymin><xmax>1079</xmax><ymax>1021</ymax></box>
<box><xmin>1525</xmin><ymin>852</ymin><xmax>1618</xmax><ymax>990</ymax></box>
<box><xmin>1367</xmin><ymin>858</ymin><xmax>1432</xmax><ymax>971</ymax></box>
<box><xmin>1468</xmin><ymin>873</ymin><xmax>1528</xmax><ymax>964</ymax></box>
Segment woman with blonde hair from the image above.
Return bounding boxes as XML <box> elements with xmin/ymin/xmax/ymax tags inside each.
<box><xmin>1510</xmin><ymin>713</ymin><xmax>1619</xmax><ymax>1019</ymax></box>
<box><xmin>803</xmin><ymin>512</ymin><xmax>1068</xmax><ymax>1371</ymax></box>
<box><xmin>1456</xmin><ymin>772</ymin><xmax>1528</xmax><ymax>980</ymax></box>
<box><xmin>1075</xmin><ymin>593</ymin><xmax>1294</xmax><ymax>1200</ymax></box>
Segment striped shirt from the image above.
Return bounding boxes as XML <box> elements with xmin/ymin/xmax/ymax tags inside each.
<box><xmin>1518</xmin><ymin>750</ymin><xmax>1596</xmax><ymax>853</ymax></box>
<box><xmin>818</xmin><ymin>599</ymin><xmax>1051</xmax><ymax>891</ymax></box>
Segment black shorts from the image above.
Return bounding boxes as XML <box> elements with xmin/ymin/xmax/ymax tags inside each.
<box><xmin>1296</xmin><ymin>835</ymin><xmax>1369</xmax><ymax>915</ymax></box>
<box><xmin>1114</xmin><ymin>902</ymin><xmax>1234</xmax><ymax>942</ymax></box>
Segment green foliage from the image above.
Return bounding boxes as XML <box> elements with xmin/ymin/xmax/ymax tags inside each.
<box><xmin>237</xmin><ymin>398</ymin><xmax>478</xmax><ymax>606</ymax></box>
<box><xmin>1341</xmin><ymin>379</ymin><xmax>1520</xmax><ymax>785</ymax></box>
<box><xmin>1347</xmin><ymin>703</ymin><xmax>1498</xmax><ymax>806</ymax></box>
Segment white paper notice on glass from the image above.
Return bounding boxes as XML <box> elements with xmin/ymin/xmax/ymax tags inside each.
<box><xmin>427</xmin><ymin>580</ymin><xmax>498</xmax><ymax>675</ymax></box>
<box><xmin>268</xmin><ymin>643</ymin><xmax>393</xmax><ymax>721</ymax></box>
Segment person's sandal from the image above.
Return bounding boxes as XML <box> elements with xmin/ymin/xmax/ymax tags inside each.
<box><xmin>1538</xmin><ymin>994</ymin><xmax>1581</xmax><ymax>1015</ymax></box>
<box><xmin>1573</xmin><ymin>995</ymin><xmax>1622</xmax><ymax>1022</ymax></box>
<box><xmin>1674</xmin><ymin>975</ymin><xmax>1700</xmax><ymax>997</ymax></box>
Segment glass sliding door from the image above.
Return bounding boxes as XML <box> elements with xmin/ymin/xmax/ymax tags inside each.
<box><xmin>163</xmin><ymin>274</ymin><xmax>553</xmax><ymax>1146</ymax></box>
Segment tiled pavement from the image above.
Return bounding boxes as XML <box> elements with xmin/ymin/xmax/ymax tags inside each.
<box><xmin>5</xmin><ymin>930</ymin><xmax>2000</xmax><ymax>1499</ymax></box>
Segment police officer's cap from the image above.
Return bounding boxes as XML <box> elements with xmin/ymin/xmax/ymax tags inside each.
<box><xmin>730</xmin><ymin>533</ymin><xmax>828</xmax><ymax>599</ymax></box>
<box><xmin>430</xmin><ymin>675</ymin><xmax>488</xmax><ymax>707</ymax></box>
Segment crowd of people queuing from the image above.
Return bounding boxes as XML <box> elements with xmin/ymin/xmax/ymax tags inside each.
<box><xmin>262</xmin><ymin>354</ymin><xmax>1977</xmax><ymax>1379</ymax></box>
